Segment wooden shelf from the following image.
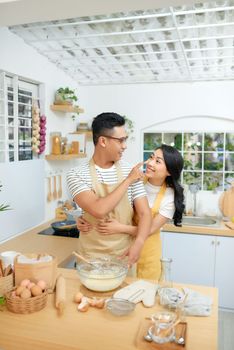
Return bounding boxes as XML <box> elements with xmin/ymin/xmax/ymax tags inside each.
<box><xmin>50</xmin><ymin>104</ymin><xmax>84</xmax><ymax>114</ymax></box>
<box><xmin>70</xmin><ymin>130</ymin><xmax>92</xmax><ymax>140</ymax></box>
<box><xmin>45</xmin><ymin>154</ymin><xmax>86</xmax><ymax>161</ymax></box>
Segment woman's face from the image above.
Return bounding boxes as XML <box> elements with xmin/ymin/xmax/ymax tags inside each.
<box><xmin>145</xmin><ymin>148</ymin><xmax>170</xmax><ymax>181</ymax></box>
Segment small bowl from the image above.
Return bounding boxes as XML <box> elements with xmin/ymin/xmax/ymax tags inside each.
<box><xmin>106</xmin><ymin>298</ymin><xmax>135</xmax><ymax>316</ymax></box>
<box><xmin>148</xmin><ymin>311</ymin><xmax>176</xmax><ymax>344</ymax></box>
<box><xmin>148</xmin><ymin>325</ymin><xmax>175</xmax><ymax>344</ymax></box>
<box><xmin>76</xmin><ymin>256</ymin><xmax>128</xmax><ymax>292</ymax></box>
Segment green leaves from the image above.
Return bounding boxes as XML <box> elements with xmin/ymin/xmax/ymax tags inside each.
<box><xmin>0</xmin><ymin>183</ymin><xmax>11</xmax><ymax>212</ymax></box>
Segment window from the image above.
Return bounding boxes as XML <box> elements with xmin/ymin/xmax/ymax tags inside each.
<box><xmin>143</xmin><ymin>132</ymin><xmax>234</xmax><ymax>191</ymax></box>
<box><xmin>0</xmin><ymin>71</ymin><xmax>42</xmax><ymax>163</ymax></box>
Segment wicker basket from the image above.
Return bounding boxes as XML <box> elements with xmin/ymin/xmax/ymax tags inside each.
<box><xmin>0</xmin><ymin>273</ymin><xmax>14</xmax><ymax>296</ymax></box>
<box><xmin>6</xmin><ymin>289</ymin><xmax>48</xmax><ymax>314</ymax></box>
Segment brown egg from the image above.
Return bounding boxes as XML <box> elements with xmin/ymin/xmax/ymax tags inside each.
<box><xmin>31</xmin><ymin>285</ymin><xmax>42</xmax><ymax>297</ymax></box>
<box><xmin>37</xmin><ymin>280</ymin><xmax>46</xmax><ymax>291</ymax></box>
<box><xmin>16</xmin><ymin>286</ymin><xmax>25</xmax><ymax>296</ymax></box>
<box><xmin>74</xmin><ymin>292</ymin><xmax>83</xmax><ymax>303</ymax></box>
<box><xmin>27</xmin><ymin>282</ymin><xmax>36</xmax><ymax>290</ymax></box>
<box><xmin>20</xmin><ymin>289</ymin><xmax>31</xmax><ymax>299</ymax></box>
<box><xmin>20</xmin><ymin>279</ymin><xmax>31</xmax><ymax>288</ymax></box>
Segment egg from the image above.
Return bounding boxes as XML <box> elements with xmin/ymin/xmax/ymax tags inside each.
<box><xmin>31</xmin><ymin>285</ymin><xmax>42</xmax><ymax>297</ymax></box>
<box><xmin>16</xmin><ymin>286</ymin><xmax>25</xmax><ymax>296</ymax></box>
<box><xmin>74</xmin><ymin>292</ymin><xmax>83</xmax><ymax>304</ymax></box>
<box><xmin>20</xmin><ymin>289</ymin><xmax>31</xmax><ymax>299</ymax></box>
<box><xmin>20</xmin><ymin>279</ymin><xmax>31</xmax><ymax>288</ymax></box>
<box><xmin>37</xmin><ymin>280</ymin><xmax>46</xmax><ymax>291</ymax></box>
<box><xmin>27</xmin><ymin>282</ymin><xmax>36</xmax><ymax>290</ymax></box>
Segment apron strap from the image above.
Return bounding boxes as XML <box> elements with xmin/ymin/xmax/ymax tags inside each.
<box><xmin>151</xmin><ymin>182</ymin><xmax>167</xmax><ymax>217</ymax></box>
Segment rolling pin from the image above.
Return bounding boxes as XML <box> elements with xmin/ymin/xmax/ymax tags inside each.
<box><xmin>55</xmin><ymin>274</ymin><xmax>66</xmax><ymax>315</ymax></box>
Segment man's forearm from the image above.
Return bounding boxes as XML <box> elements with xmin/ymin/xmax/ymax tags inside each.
<box><xmin>95</xmin><ymin>177</ymin><xmax>132</xmax><ymax>217</ymax></box>
<box><xmin>135</xmin><ymin>210</ymin><xmax>152</xmax><ymax>243</ymax></box>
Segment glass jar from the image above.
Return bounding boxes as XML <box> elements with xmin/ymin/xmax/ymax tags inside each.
<box><xmin>51</xmin><ymin>132</ymin><xmax>61</xmax><ymax>155</ymax></box>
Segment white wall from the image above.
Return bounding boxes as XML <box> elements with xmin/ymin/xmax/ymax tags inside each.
<box><xmin>0</xmin><ymin>27</ymin><xmax>88</xmax><ymax>239</ymax></box>
<box><xmin>1</xmin><ymin>25</ymin><xmax>234</xmax><ymax>239</ymax></box>
<box><xmin>79</xmin><ymin>82</ymin><xmax>234</xmax><ymax>217</ymax></box>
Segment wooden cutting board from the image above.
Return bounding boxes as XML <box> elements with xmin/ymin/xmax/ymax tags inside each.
<box><xmin>219</xmin><ymin>183</ymin><xmax>234</xmax><ymax>218</ymax></box>
<box><xmin>135</xmin><ymin>319</ymin><xmax>187</xmax><ymax>350</ymax></box>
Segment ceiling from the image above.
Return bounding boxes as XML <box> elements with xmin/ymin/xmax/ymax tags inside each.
<box><xmin>8</xmin><ymin>0</ymin><xmax>234</xmax><ymax>85</ymax></box>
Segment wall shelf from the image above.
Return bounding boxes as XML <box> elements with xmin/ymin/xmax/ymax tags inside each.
<box><xmin>70</xmin><ymin>130</ymin><xmax>92</xmax><ymax>140</ymax></box>
<box><xmin>50</xmin><ymin>104</ymin><xmax>84</xmax><ymax>114</ymax></box>
<box><xmin>45</xmin><ymin>154</ymin><xmax>86</xmax><ymax>161</ymax></box>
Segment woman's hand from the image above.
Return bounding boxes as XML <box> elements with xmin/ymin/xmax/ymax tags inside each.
<box><xmin>76</xmin><ymin>217</ymin><xmax>92</xmax><ymax>233</ymax></box>
<box><xmin>96</xmin><ymin>218</ymin><xmax>124</xmax><ymax>235</ymax></box>
<box><xmin>126</xmin><ymin>162</ymin><xmax>144</xmax><ymax>185</ymax></box>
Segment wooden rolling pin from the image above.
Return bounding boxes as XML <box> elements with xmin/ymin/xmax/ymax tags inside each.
<box><xmin>55</xmin><ymin>274</ymin><xmax>66</xmax><ymax>316</ymax></box>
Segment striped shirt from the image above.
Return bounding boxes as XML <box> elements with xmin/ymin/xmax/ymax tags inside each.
<box><xmin>66</xmin><ymin>160</ymin><xmax>146</xmax><ymax>207</ymax></box>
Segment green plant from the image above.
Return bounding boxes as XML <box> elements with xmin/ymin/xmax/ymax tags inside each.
<box><xmin>56</xmin><ymin>87</ymin><xmax>78</xmax><ymax>103</ymax></box>
<box><xmin>0</xmin><ymin>183</ymin><xmax>10</xmax><ymax>212</ymax></box>
<box><xmin>124</xmin><ymin>116</ymin><xmax>135</xmax><ymax>139</ymax></box>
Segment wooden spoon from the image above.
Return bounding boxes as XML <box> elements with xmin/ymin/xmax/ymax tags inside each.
<box><xmin>47</xmin><ymin>177</ymin><xmax>53</xmax><ymax>202</ymax></box>
<box><xmin>72</xmin><ymin>251</ymin><xmax>98</xmax><ymax>268</ymax></box>
<box><xmin>53</xmin><ymin>176</ymin><xmax>58</xmax><ymax>200</ymax></box>
<box><xmin>58</xmin><ymin>174</ymin><xmax>62</xmax><ymax>198</ymax></box>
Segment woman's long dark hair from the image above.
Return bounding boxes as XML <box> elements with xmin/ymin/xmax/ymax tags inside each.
<box><xmin>159</xmin><ymin>144</ymin><xmax>185</xmax><ymax>226</ymax></box>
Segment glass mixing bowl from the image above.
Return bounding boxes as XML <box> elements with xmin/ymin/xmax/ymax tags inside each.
<box><xmin>76</xmin><ymin>256</ymin><xmax>128</xmax><ymax>292</ymax></box>
<box><xmin>106</xmin><ymin>298</ymin><xmax>135</xmax><ymax>316</ymax></box>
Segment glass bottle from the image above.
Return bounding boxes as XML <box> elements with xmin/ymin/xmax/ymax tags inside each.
<box><xmin>51</xmin><ymin>132</ymin><xmax>61</xmax><ymax>155</ymax></box>
<box><xmin>158</xmin><ymin>257</ymin><xmax>173</xmax><ymax>289</ymax></box>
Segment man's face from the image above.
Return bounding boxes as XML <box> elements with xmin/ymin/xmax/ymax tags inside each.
<box><xmin>101</xmin><ymin>126</ymin><xmax>128</xmax><ymax>161</ymax></box>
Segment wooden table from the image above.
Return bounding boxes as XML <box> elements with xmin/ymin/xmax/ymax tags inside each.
<box><xmin>0</xmin><ymin>269</ymin><xmax>218</xmax><ymax>350</ymax></box>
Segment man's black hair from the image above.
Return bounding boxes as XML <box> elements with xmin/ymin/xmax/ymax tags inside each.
<box><xmin>91</xmin><ymin>112</ymin><xmax>125</xmax><ymax>145</ymax></box>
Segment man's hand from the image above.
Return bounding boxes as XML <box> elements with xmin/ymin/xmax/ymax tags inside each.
<box><xmin>121</xmin><ymin>238</ymin><xmax>145</xmax><ymax>267</ymax></box>
<box><xmin>76</xmin><ymin>217</ymin><xmax>92</xmax><ymax>233</ymax></box>
<box><xmin>126</xmin><ymin>162</ymin><xmax>144</xmax><ymax>185</ymax></box>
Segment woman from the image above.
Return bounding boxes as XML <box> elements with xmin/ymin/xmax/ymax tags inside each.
<box><xmin>77</xmin><ymin>144</ymin><xmax>184</xmax><ymax>280</ymax></box>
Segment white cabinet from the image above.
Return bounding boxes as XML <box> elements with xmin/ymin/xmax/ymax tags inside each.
<box><xmin>162</xmin><ymin>231</ymin><xmax>234</xmax><ymax>310</ymax></box>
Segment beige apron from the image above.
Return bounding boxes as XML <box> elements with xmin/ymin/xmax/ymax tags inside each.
<box><xmin>136</xmin><ymin>182</ymin><xmax>167</xmax><ymax>280</ymax></box>
<box><xmin>78</xmin><ymin>159</ymin><xmax>134</xmax><ymax>258</ymax></box>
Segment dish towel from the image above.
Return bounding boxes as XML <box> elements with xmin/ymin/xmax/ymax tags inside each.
<box><xmin>159</xmin><ymin>287</ymin><xmax>213</xmax><ymax>316</ymax></box>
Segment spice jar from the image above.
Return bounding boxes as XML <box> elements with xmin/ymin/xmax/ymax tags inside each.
<box><xmin>51</xmin><ymin>132</ymin><xmax>61</xmax><ymax>155</ymax></box>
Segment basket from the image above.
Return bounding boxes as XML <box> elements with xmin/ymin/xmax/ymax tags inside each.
<box><xmin>6</xmin><ymin>288</ymin><xmax>48</xmax><ymax>314</ymax></box>
<box><xmin>0</xmin><ymin>273</ymin><xmax>14</xmax><ymax>296</ymax></box>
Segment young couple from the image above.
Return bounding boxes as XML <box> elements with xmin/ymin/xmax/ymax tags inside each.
<box><xmin>67</xmin><ymin>112</ymin><xmax>184</xmax><ymax>279</ymax></box>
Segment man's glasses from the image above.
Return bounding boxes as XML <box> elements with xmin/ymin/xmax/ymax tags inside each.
<box><xmin>102</xmin><ymin>135</ymin><xmax>128</xmax><ymax>144</ymax></box>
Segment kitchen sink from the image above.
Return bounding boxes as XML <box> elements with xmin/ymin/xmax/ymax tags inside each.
<box><xmin>58</xmin><ymin>255</ymin><xmax>77</xmax><ymax>269</ymax></box>
<box><xmin>182</xmin><ymin>216</ymin><xmax>218</xmax><ymax>226</ymax></box>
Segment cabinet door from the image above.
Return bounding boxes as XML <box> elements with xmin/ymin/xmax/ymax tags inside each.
<box><xmin>162</xmin><ymin>232</ymin><xmax>215</xmax><ymax>286</ymax></box>
<box><xmin>215</xmin><ymin>236</ymin><xmax>234</xmax><ymax>309</ymax></box>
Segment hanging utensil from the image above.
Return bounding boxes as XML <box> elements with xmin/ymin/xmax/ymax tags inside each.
<box><xmin>58</xmin><ymin>174</ymin><xmax>62</xmax><ymax>198</ymax></box>
<box><xmin>47</xmin><ymin>177</ymin><xmax>53</xmax><ymax>202</ymax></box>
<box><xmin>53</xmin><ymin>176</ymin><xmax>58</xmax><ymax>200</ymax></box>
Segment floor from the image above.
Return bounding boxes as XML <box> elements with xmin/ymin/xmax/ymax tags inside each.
<box><xmin>219</xmin><ymin>310</ymin><xmax>234</xmax><ymax>350</ymax></box>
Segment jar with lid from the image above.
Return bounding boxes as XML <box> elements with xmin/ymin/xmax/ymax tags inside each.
<box><xmin>50</xmin><ymin>132</ymin><xmax>61</xmax><ymax>155</ymax></box>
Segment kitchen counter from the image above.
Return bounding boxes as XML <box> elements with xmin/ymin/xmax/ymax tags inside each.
<box><xmin>0</xmin><ymin>268</ymin><xmax>218</xmax><ymax>350</ymax></box>
<box><xmin>0</xmin><ymin>220</ymin><xmax>78</xmax><ymax>266</ymax></box>
<box><xmin>163</xmin><ymin>220</ymin><xmax>234</xmax><ymax>237</ymax></box>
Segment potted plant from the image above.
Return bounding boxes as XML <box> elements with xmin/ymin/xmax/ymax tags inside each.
<box><xmin>54</xmin><ymin>87</ymin><xmax>78</xmax><ymax>105</ymax></box>
<box><xmin>124</xmin><ymin>116</ymin><xmax>135</xmax><ymax>140</ymax></box>
<box><xmin>0</xmin><ymin>183</ymin><xmax>10</xmax><ymax>212</ymax></box>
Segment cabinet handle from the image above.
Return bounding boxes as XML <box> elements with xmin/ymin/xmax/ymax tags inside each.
<box><xmin>216</xmin><ymin>241</ymin><xmax>220</xmax><ymax>246</ymax></box>
<box><xmin>211</xmin><ymin>240</ymin><xmax>215</xmax><ymax>245</ymax></box>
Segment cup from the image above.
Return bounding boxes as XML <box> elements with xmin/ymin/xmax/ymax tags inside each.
<box><xmin>0</xmin><ymin>251</ymin><xmax>20</xmax><ymax>269</ymax></box>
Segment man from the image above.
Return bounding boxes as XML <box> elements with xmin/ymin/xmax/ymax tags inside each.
<box><xmin>67</xmin><ymin>112</ymin><xmax>151</xmax><ymax>266</ymax></box>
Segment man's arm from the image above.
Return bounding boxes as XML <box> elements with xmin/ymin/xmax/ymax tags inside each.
<box><xmin>127</xmin><ymin>196</ymin><xmax>152</xmax><ymax>265</ymax></box>
<box><xmin>73</xmin><ymin>163</ymin><xmax>144</xmax><ymax>219</ymax></box>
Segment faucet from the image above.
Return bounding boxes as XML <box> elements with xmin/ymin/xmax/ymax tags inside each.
<box><xmin>189</xmin><ymin>183</ymin><xmax>200</xmax><ymax>216</ymax></box>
